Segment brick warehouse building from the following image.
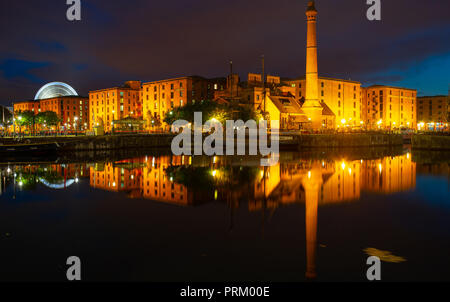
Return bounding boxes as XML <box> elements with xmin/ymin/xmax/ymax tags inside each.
<box><xmin>141</xmin><ymin>76</ymin><xmax>226</xmax><ymax>131</ymax></box>
<box><xmin>13</xmin><ymin>96</ymin><xmax>89</xmax><ymax>131</ymax></box>
<box><xmin>362</xmin><ymin>85</ymin><xmax>417</xmax><ymax>130</ymax></box>
<box><xmin>417</xmin><ymin>95</ymin><xmax>449</xmax><ymax>131</ymax></box>
<box><xmin>88</xmin><ymin>81</ymin><xmax>142</xmax><ymax>133</ymax></box>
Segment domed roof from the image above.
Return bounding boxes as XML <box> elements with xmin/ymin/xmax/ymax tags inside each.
<box><xmin>34</xmin><ymin>82</ymin><xmax>78</xmax><ymax>100</ymax></box>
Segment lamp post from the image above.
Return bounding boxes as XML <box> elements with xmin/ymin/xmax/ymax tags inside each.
<box><xmin>74</xmin><ymin>117</ymin><xmax>79</xmax><ymax>136</ymax></box>
<box><xmin>17</xmin><ymin>116</ymin><xmax>22</xmax><ymax>136</ymax></box>
<box><xmin>341</xmin><ymin>119</ymin><xmax>346</xmax><ymax>132</ymax></box>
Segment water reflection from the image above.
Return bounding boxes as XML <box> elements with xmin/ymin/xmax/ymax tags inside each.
<box><xmin>1</xmin><ymin>152</ymin><xmax>449</xmax><ymax>280</ymax></box>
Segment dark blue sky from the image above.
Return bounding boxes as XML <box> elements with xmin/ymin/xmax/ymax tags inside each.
<box><xmin>0</xmin><ymin>0</ymin><xmax>449</xmax><ymax>105</ymax></box>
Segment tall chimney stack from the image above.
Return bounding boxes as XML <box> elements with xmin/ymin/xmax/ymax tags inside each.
<box><xmin>302</xmin><ymin>0</ymin><xmax>323</xmax><ymax>130</ymax></box>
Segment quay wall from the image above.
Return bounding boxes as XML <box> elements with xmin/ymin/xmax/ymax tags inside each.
<box><xmin>281</xmin><ymin>133</ymin><xmax>404</xmax><ymax>149</ymax></box>
<box><xmin>0</xmin><ymin>133</ymin><xmax>404</xmax><ymax>152</ymax></box>
<box><xmin>412</xmin><ymin>135</ymin><xmax>450</xmax><ymax>151</ymax></box>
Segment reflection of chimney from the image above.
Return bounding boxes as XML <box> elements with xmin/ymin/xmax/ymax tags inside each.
<box><xmin>302</xmin><ymin>164</ymin><xmax>323</xmax><ymax>280</ymax></box>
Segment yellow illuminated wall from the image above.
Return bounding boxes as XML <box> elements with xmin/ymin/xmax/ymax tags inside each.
<box><xmin>284</xmin><ymin>77</ymin><xmax>363</xmax><ymax>127</ymax></box>
<box><xmin>363</xmin><ymin>86</ymin><xmax>417</xmax><ymax>130</ymax></box>
<box><xmin>89</xmin><ymin>81</ymin><xmax>141</xmax><ymax>132</ymax></box>
<box><xmin>140</xmin><ymin>156</ymin><xmax>190</xmax><ymax>206</ymax></box>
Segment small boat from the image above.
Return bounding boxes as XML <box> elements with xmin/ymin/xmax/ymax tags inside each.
<box><xmin>0</xmin><ymin>142</ymin><xmax>61</xmax><ymax>154</ymax></box>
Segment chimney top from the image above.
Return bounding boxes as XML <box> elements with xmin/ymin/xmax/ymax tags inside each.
<box><xmin>306</xmin><ymin>0</ymin><xmax>317</xmax><ymax>12</ymax></box>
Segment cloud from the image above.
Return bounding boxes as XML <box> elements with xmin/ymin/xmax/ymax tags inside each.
<box><xmin>0</xmin><ymin>0</ymin><xmax>449</xmax><ymax>104</ymax></box>
<box><xmin>0</xmin><ymin>58</ymin><xmax>50</xmax><ymax>83</ymax></box>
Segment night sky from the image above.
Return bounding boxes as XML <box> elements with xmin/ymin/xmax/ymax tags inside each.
<box><xmin>0</xmin><ymin>0</ymin><xmax>449</xmax><ymax>105</ymax></box>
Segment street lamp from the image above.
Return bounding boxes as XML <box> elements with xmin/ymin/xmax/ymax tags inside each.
<box><xmin>17</xmin><ymin>116</ymin><xmax>22</xmax><ymax>136</ymax></box>
<box><xmin>74</xmin><ymin>117</ymin><xmax>79</xmax><ymax>136</ymax></box>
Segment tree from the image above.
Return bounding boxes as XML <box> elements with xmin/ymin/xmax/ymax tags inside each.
<box><xmin>163</xmin><ymin>100</ymin><xmax>261</xmax><ymax>126</ymax></box>
<box><xmin>15</xmin><ymin>110</ymin><xmax>35</xmax><ymax>134</ymax></box>
<box><xmin>16</xmin><ymin>110</ymin><xmax>34</xmax><ymax>127</ymax></box>
<box><xmin>36</xmin><ymin>111</ymin><xmax>61</xmax><ymax>128</ymax></box>
<box><xmin>148</xmin><ymin>111</ymin><xmax>162</xmax><ymax>130</ymax></box>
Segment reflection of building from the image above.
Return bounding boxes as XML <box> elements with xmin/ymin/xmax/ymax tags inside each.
<box><xmin>88</xmin><ymin>81</ymin><xmax>142</xmax><ymax>132</ymax></box>
<box><xmin>89</xmin><ymin>161</ymin><xmax>141</xmax><ymax>195</ymax></box>
<box><xmin>88</xmin><ymin>156</ymin><xmax>201</xmax><ymax>206</ymax></box>
<box><xmin>362</xmin><ymin>85</ymin><xmax>417</xmax><ymax>130</ymax></box>
<box><xmin>322</xmin><ymin>160</ymin><xmax>361</xmax><ymax>203</ymax></box>
<box><xmin>417</xmin><ymin>162</ymin><xmax>450</xmax><ymax>178</ymax></box>
<box><xmin>361</xmin><ymin>154</ymin><xmax>416</xmax><ymax>194</ymax></box>
<box><xmin>417</xmin><ymin>96</ymin><xmax>449</xmax><ymax>131</ymax></box>
<box><xmin>12</xmin><ymin>163</ymin><xmax>89</xmax><ymax>190</ymax></box>
<box><xmin>85</xmin><ymin>153</ymin><xmax>418</xmax><ymax>211</ymax></box>
<box><xmin>140</xmin><ymin>156</ymin><xmax>191</xmax><ymax>206</ymax></box>
<box><xmin>250</xmin><ymin>154</ymin><xmax>416</xmax><ymax>213</ymax></box>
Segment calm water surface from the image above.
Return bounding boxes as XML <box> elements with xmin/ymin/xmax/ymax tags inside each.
<box><xmin>0</xmin><ymin>149</ymin><xmax>449</xmax><ymax>282</ymax></box>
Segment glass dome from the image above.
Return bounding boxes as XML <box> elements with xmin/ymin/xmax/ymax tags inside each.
<box><xmin>34</xmin><ymin>82</ymin><xmax>78</xmax><ymax>100</ymax></box>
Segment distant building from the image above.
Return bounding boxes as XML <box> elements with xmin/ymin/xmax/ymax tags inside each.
<box><xmin>13</xmin><ymin>100</ymin><xmax>40</xmax><ymax>113</ymax></box>
<box><xmin>89</xmin><ymin>81</ymin><xmax>141</xmax><ymax>132</ymax></box>
<box><xmin>214</xmin><ymin>73</ymin><xmax>268</xmax><ymax>109</ymax></box>
<box><xmin>0</xmin><ymin>105</ymin><xmax>13</xmax><ymax>126</ymax></box>
<box><xmin>417</xmin><ymin>95</ymin><xmax>449</xmax><ymax>131</ymax></box>
<box><xmin>284</xmin><ymin>77</ymin><xmax>362</xmax><ymax>129</ymax></box>
<box><xmin>362</xmin><ymin>85</ymin><xmax>417</xmax><ymax>130</ymax></box>
<box><xmin>41</xmin><ymin>96</ymin><xmax>89</xmax><ymax>131</ymax></box>
<box><xmin>13</xmin><ymin>82</ymin><xmax>88</xmax><ymax>131</ymax></box>
<box><xmin>13</xmin><ymin>96</ymin><xmax>89</xmax><ymax>131</ymax></box>
<box><xmin>141</xmin><ymin>76</ymin><xmax>226</xmax><ymax>131</ymax></box>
